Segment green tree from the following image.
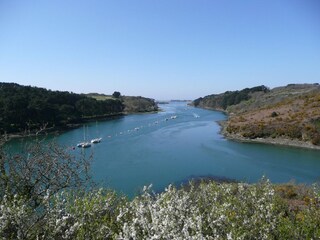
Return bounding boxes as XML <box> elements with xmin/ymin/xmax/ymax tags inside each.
<box><xmin>112</xmin><ymin>91</ymin><xmax>121</xmax><ymax>98</ymax></box>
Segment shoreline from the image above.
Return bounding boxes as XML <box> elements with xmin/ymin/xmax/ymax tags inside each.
<box><xmin>1</xmin><ymin>110</ymin><xmax>159</xmax><ymax>142</ymax></box>
<box><xmin>217</xmin><ymin>120</ymin><xmax>320</xmax><ymax>151</ymax></box>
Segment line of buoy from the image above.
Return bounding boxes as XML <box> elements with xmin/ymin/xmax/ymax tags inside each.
<box><xmin>74</xmin><ymin>114</ymin><xmax>180</xmax><ymax>149</ymax></box>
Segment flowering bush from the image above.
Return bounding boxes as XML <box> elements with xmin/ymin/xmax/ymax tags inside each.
<box><xmin>117</xmin><ymin>179</ymin><xmax>277</xmax><ymax>239</ymax></box>
<box><xmin>37</xmin><ymin>189</ymin><xmax>126</xmax><ymax>239</ymax></box>
<box><xmin>0</xmin><ymin>194</ymin><xmax>32</xmax><ymax>239</ymax></box>
<box><xmin>1</xmin><ymin>179</ymin><xmax>319</xmax><ymax>239</ymax></box>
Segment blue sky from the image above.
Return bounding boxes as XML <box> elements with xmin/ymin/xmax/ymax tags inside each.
<box><xmin>0</xmin><ymin>0</ymin><xmax>319</xmax><ymax>100</ymax></box>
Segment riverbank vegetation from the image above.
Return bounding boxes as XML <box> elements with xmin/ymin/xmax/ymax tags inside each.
<box><xmin>1</xmin><ymin>177</ymin><xmax>319</xmax><ymax>239</ymax></box>
<box><xmin>0</xmin><ymin>83</ymin><xmax>158</xmax><ymax>135</ymax></box>
<box><xmin>0</xmin><ymin>141</ymin><xmax>319</xmax><ymax>239</ymax></box>
<box><xmin>192</xmin><ymin>84</ymin><xmax>320</xmax><ymax>147</ymax></box>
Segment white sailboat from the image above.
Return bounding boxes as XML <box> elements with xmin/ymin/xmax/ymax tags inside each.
<box><xmin>77</xmin><ymin>125</ymin><xmax>91</xmax><ymax>148</ymax></box>
<box><xmin>91</xmin><ymin>121</ymin><xmax>102</xmax><ymax>144</ymax></box>
<box><xmin>78</xmin><ymin>142</ymin><xmax>91</xmax><ymax>148</ymax></box>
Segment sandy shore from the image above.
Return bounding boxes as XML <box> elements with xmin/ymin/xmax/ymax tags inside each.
<box><xmin>218</xmin><ymin>120</ymin><xmax>320</xmax><ymax>151</ymax></box>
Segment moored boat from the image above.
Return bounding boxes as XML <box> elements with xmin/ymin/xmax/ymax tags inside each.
<box><xmin>91</xmin><ymin>138</ymin><xmax>102</xmax><ymax>143</ymax></box>
<box><xmin>77</xmin><ymin>142</ymin><xmax>91</xmax><ymax>148</ymax></box>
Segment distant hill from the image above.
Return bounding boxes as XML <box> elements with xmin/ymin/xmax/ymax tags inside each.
<box><xmin>0</xmin><ymin>83</ymin><xmax>157</xmax><ymax>135</ymax></box>
<box><xmin>191</xmin><ymin>85</ymin><xmax>269</xmax><ymax>111</ymax></box>
<box><xmin>87</xmin><ymin>93</ymin><xmax>158</xmax><ymax>113</ymax></box>
<box><xmin>122</xmin><ymin>96</ymin><xmax>158</xmax><ymax>113</ymax></box>
<box><xmin>192</xmin><ymin>84</ymin><xmax>320</xmax><ymax>146</ymax></box>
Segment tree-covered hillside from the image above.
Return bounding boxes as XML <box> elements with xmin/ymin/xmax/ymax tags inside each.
<box><xmin>0</xmin><ymin>83</ymin><xmax>157</xmax><ymax>134</ymax></box>
<box><xmin>122</xmin><ymin>96</ymin><xmax>159</xmax><ymax>113</ymax></box>
<box><xmin>192</xmin><ymin>85</ymin><xmax>269</xmax><ymax>110</ymax></box>
<box><xmin>87</xmin><ymin>93</ymin><xmax>159</xmax><ymax>113</ymax></box>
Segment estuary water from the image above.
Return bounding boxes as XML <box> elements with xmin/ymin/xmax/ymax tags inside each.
<box><xmin>7</xmin><ymin>102</ymin><xmax>320</xmax><ymax>197</ymax></box>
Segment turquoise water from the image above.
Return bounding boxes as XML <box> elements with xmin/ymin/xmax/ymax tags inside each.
<box><xmin>6</xmin><ymin>102</ymin><xmax>320</xmax><ymax>197</ymax></box>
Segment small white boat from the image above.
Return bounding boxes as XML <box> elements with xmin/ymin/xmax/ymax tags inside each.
<box><xmin>82</xmin><ymin>142</ymin><xmax>92</xmax><ymax>148</ymax></box>
<box><xmin>171</xmin><ymin>115</ymin><xmax>177</xmax><ymax>119</ymax></box>
<box><xmin>91</xmin><ymin>138</ymin><xmax>102</xmax><ymax>144</ymax></box>
<box><xmin>77</xmin><ymin>125</ymin><xmax>92</xmax><ymax>148</ymax></box>
<box><xmin>77</xmin><ymin>142</ymin><xmax>92</xmax><ymax>148</ymax></box>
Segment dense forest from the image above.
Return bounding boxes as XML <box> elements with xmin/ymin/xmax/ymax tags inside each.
<box><xmin>0</xmin><ymin>83</ymin><xmax>157</xmax><ymax>134</ymax></box>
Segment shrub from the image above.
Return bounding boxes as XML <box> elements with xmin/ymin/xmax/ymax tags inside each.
<box><xmin>1</xmin><ymin>178</ymin><xmax>320</xmax><ymax>239</ymax></box>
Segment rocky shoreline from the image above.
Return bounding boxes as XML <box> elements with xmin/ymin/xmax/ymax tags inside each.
<box><xmin>218</xmin><ymin>120</ymin><xmax>320</xmax><ymax>151</ymax></box>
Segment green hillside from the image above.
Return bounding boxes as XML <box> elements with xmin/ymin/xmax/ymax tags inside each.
<box><xmin>86</xmin><ymin>93</ymin><xmax>159</xmax><ymax>113</ymax></box>
<box><xmin>0</xmin><ymin>83</ymin><xmax>157</xmax><ymax>135</ymax></box>
<box><xmin>191</xmin><ymin>85</ymin><xmax>269</xmax><ymax>111</ymax></box>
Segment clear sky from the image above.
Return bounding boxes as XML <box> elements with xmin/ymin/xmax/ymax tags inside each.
<box><xmin>0</xmin><ymin>0</ymin><xmax>319</xmax><ymax>100</ymax></box>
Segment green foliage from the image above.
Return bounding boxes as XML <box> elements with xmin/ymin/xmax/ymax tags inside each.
<box><xmin>122</xmin><ymin>96</ymin><xmax>158</xmax><ymax>113</ymax></box>
<box><xmin>38</xmin><ymin>189</ymin><xmax>125</xmax><ymax>239</ymax></box>
<box><xmin>112</xmin><ymin>91</ymin><xmax>121</xmax><ymax>98</ymax></box>
<box><xmin>192</xmin><ymin>85</ymin><xmax>269</xmax><ymax>110</ymax></box>
<box><xmin>192</xmin><ymin>97</ymin><xmax>203</xmax><ymax>107</ymax></box>
<box><xmin>0</xmin><ymin>83</ymin><xmax>125</xmax><ymax>134</ymax></box>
